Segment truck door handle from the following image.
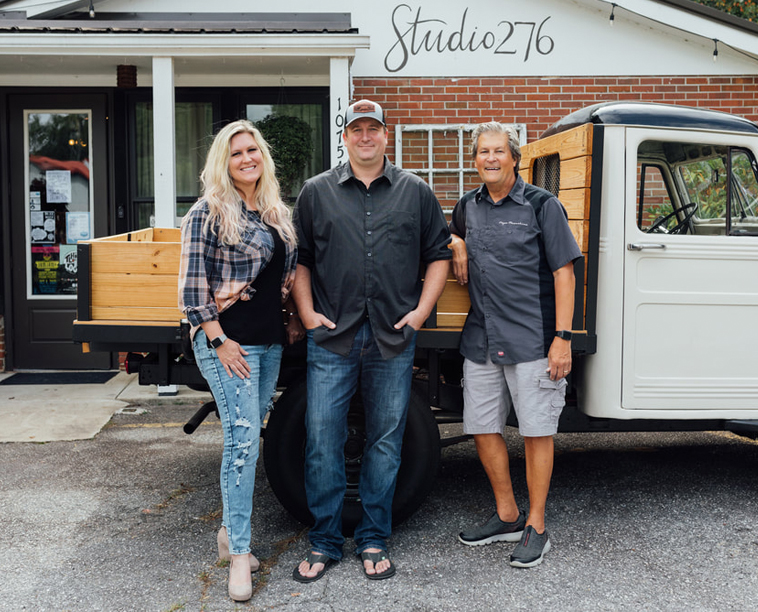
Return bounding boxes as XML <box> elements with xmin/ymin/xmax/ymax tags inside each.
<box><xmin>627</xmin><ymin>243</ymin><xmax>666</xmax><ymax>251</ymax></box>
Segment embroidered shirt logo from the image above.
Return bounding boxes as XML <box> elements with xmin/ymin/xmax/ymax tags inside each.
<box><xmin>499</xmin><ymin>220</ymin><xmax>528</xmax><ymax>227</ymax></box>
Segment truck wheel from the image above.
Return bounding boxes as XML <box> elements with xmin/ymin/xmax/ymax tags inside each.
<box><xmin>263</xmin><ymin>378</ymin><xmax>441</xmax><ymax>534</ymax></box>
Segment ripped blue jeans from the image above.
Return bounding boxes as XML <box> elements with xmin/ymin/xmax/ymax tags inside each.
<box><xmin>193</xmin><ymin>329</ymin><xmax>282</xmax><ymax>556</ymax></box>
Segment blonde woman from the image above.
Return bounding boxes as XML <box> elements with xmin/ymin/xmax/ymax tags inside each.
<box><xmin>179</xmin><ymin>119</ymin><xmax>301</xmax><ymax>601</ymax></box>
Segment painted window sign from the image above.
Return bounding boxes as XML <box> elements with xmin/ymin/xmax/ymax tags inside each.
<box><xmin>384</xmin><ymin>5</ymin><xmax>555</xmax><ymax>73</ymax></box>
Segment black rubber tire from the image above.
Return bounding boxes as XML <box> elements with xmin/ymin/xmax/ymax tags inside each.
<box><xmin>263</xmin><ymin>377</ymin><xmax>441</xmax><ymax>534</ymax></box>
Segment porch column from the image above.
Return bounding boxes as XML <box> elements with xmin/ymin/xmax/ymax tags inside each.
<box><xmin>152</xmin><ymin>56</ymin><xmax>176</xmax><ymax>228</ymax></box>
<box><xmin>329</xmin><ymin>57</ymin><xmax>351</xmax><ymax>168</ymax></box>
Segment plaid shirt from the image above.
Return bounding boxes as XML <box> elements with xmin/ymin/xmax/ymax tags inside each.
<box><xmin>179</xmin><ymin>199</ymin><xmax>297</xmax><ymax>329</ymax></box>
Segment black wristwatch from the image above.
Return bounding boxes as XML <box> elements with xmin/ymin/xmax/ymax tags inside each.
<box><xmin>210</xmin><ymin>334</ymin><xmax>228</xmax><ymax>349</ymax></box>
<box><xmin>555</xmin><ymin>330</ymin><xmax>573</xmax><ymax>340</ymax></box>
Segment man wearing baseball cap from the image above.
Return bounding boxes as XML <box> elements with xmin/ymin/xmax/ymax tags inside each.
<box><xmin>292</xmin><ymin>99</ymin><xmax>451</xmax><ymax>581</ymax></box>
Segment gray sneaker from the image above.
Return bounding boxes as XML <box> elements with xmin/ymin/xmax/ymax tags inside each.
<box><xmin>458</xmin><ymin>510</ymin><xmax>526</xmax><ymax>546</ymax></box>
<box><xmin>509</xmin><ymin>525</ymin><xmax>551</xmax><ymax>568</ymax></box>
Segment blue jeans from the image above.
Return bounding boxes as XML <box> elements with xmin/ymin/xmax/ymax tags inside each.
<box><xmin>304</xmin><ymin>320</ymin><xmax>417</xmax><ymax>560</ymax></box>
<box><xmin>193</xmin><ymin>329</ymin><xmax>282</xmax><ymax>556</ymax></box>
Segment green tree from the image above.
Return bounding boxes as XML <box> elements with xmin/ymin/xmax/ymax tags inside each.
<box><xmin>255</xmin><ymin>114</ymin><xmax>313</xmax><ymax>200</ymax></box>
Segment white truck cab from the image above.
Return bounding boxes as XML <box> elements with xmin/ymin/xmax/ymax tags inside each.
<box><xmin>527</xmin><ymin>103</ymin><xmax>758</xmax><ymax>424</ymax></box>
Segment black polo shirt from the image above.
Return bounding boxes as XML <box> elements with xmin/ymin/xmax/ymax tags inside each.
<box><xmin>295</xmin><ymin>157</ymin><xmax>452</xmax><ymax>359</ymax></box>
<box><xmin>450</xmin><ymin>177</ymin><xmax>582</xmax><ymax>365</ymax></box>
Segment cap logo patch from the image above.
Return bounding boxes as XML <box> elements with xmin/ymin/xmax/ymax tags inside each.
<box><xmin>353</xmin><ymin>102</ymin><xmax>377</xmax><ymax>114</ymax></box>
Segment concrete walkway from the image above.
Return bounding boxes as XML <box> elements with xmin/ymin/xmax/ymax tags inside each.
<box><xmin>0</xmin><ymin>371</ymin><xmax>209</xmax><ymax>443</ymax></box>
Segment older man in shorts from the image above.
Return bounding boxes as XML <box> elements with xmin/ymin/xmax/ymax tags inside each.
<box><xmin>449</xmin><ymin>121</ymin><xmax>582</xmax><ymax>567</ymax></box>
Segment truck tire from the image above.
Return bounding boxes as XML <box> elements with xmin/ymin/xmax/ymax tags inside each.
<box><xmin>263</xmin><ymin>377</ymin><xmax>441</xmax><ymax>534</ymax></box>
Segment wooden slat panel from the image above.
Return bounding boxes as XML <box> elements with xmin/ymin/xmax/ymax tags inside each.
<box><xmin>558</xmin><ymin>188</ymin><xmax>590</xmax><ymax>219</ymax></box>
<box><xmin>521</xmin><ymin>123</ymin><xmax>593</xmax><ymax>169</ymax></box>
<box><xmin>88</xmin><ymin>231</ymin><xmax>131</xmax><ymax>242</ymax></box>
<box><xmin>437</xmin><ymin>313</ymin><xmax>467</xmax><ymax>327</ymax></box>
<box><xmin>89</xmin><ymin>242</ymin><xmax>181</xmax><ymax>275</ymax></box>
<box><xmin>559</xmin><ymin>156</ymin><xmax>592</xmax><ymax>191</ymax></box>
<box><xmin>90</xmin><ymin>306</ymin><xmax>183</xmax><ymax>322</ymax></box>
<box><xmin>128</xmin><ymin>228</ymin><xmax>158</xmax><ymax>242</ymax></box>
<box><xmin>568</xmin><ymin>219</ymin><xmax>589</xmax><ymax>252</ymax></box>
<box><xmin>91</xmin><ymin>273</ymin><xmax>179</xmax><ymax>308</ymax></box>
<box><xmin>152</xmin><ymin>227</ymin><xmax>181</xmax><ymax>242</ymax></box>
<box><xmin>436</xmin><ymin>279</ymin><xmax>471</xmax><ymax>317</ymax></box>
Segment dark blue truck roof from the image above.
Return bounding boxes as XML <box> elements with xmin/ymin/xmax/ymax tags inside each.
<box><xmin>541</xmin><ymin>102</ymin><xmax>758</xmax><ymax>139</ymax></box>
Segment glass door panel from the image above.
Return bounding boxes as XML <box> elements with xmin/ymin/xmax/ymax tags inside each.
<box><xmin>25</xmin><ymin>110</ymin><xmax>92</xmax><ymax>298</ymax></box>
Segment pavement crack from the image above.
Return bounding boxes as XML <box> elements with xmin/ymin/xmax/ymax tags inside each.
<box><xmin>141</xmin><ymin>483</ymin><xmax>196</xmax><ymax>515</ymax></box>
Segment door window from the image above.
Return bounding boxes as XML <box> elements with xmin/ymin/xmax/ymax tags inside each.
<box><xmin>636</xmin><ymin>140</ymin><xmax>758</xmax><ymax>236</ymax></box>
<box><xmin>25</xmin><ymin>110</ymin><xmax>92</xmax><ymax>298</ymax></box>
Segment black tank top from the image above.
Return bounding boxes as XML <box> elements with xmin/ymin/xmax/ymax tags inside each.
<box><xmin>219</xmin><ymin>222</ymin><xmax>286</xmax><ymax>346</ymax></box>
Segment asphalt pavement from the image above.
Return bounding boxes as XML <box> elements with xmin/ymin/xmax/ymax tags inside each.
<box><xmin>0</xmin><ymin>386</ymin><xmax>757</xmax><ymax>611</ymax></box>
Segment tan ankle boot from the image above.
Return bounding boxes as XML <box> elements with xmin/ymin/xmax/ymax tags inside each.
<box><xmin>228</xmin><ymin>555</ymin><xmax>253</xmax><ymax>602</ymax></box>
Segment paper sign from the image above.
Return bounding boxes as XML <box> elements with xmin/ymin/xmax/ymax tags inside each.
<box><xmin>46</xmin><ymin>170</ymin><xmax>72</xmax><ymax>203</ymax></box>
<box><xmin>30</xmin><ymin>210</ymin><xmax>56</xmax><ymax>244</ymax></box>
<box><xmin>66</xmin><ymin>212</ymin><xmax>90</xmax><ymax>243</ymax></box>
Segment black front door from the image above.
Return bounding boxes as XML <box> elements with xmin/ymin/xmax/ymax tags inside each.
<box><xmin>8</xmin><ymin>93</ymin><xmax>111</xmax><ymax>369</ymax></box>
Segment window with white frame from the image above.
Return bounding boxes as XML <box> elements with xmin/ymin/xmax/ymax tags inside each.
<box><xmin>394</xmin><ymin>123</ymin><xmax>527</xmax><ymax>213</ymax></box>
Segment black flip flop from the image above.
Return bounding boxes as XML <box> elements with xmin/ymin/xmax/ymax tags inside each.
<box><xmin>292</xmin><ymin>551</ymin><xmax>336</xmax><ymax>583</ymax></box>
<box><xmin>360</xmin><ymin>550</ymin><xmax>396</xmax><ymax>580</ymax></box>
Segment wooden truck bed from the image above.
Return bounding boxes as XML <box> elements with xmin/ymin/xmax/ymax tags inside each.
<box><xmin>72</xmin><ymin>227</ymin><xmax>471</xmax><ymax>353</ymax></box>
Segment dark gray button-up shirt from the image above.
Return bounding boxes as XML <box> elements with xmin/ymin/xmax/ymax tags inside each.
<box><xmin>295</xmin><ymin>157</ymin><xmax>452</xmax><ymax>359</ymax></box>
<box><xmin>450</xmin><ymin>177</ymin><xmax>582</xmax><ymax>365</ymax></box>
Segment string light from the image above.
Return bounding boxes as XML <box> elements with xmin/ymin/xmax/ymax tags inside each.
<box><xmin>600</xmin><ymin>1</ymin><xmax>758</xmax><ymax>66</ymax></box>
<box><xmin>89</xmin><ymin>1</ymin><xmax>95</xmax><ymax>18</ymax></box>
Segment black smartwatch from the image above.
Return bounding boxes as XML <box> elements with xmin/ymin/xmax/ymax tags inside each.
<box><xmin>210</xmin><ymin>334</ymin><xmax>228</xmax><ymax>349</ymax></box>
<box><xmin>555</xmin><ymin>330</ymin><xmax>573</xmax><ymax>340</ymax></box>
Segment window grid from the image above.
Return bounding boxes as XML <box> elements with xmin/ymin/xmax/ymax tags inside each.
<box><xmin>395</xmin><ymin>123</ymin><xmax>527</xmax><ymax>213</ymax></box>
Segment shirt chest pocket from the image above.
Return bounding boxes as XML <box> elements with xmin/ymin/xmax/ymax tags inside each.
<box><xmin>386</xmin><ymin>211</ymin><xmax>417</xmax><ymax>246</ymax></box>
<box><xmin>491</xmin><ymin>222</ymin><xmax>531</xmax><ymax>264</ymax></box>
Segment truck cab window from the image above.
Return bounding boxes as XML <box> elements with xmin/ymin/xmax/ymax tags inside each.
<box><xmin>637</xmin><ymin>141</ymin><xmax>758</xmax><ymax>236</ymax></box>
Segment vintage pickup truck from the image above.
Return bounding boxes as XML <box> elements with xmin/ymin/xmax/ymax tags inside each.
<box><xmin>73</xmin><ymin>101</ymin><xmax>758</xmax><ymax>529</ymax></box>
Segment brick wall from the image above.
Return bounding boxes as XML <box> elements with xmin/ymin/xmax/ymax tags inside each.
<box><xmin>355</xmin><ymin>74</ymin><xmax>758</xmax><ymax>147</ymax></box>
<box><xmin>353</xmin><ymin>75</ymin><xmax>758</xmax><ymax>209</ymax></box>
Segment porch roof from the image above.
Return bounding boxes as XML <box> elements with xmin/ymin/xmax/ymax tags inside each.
<box><xmin>0</xmin><ymin>12</ymin><xmax>356</xmax><ymax>34</ymax></box>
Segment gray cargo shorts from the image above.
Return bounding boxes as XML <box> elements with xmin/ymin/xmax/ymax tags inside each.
<box><xmin>462</xmin><ymin>356</ymin><xmax>567</xmax><ymax>437</ymax></box>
